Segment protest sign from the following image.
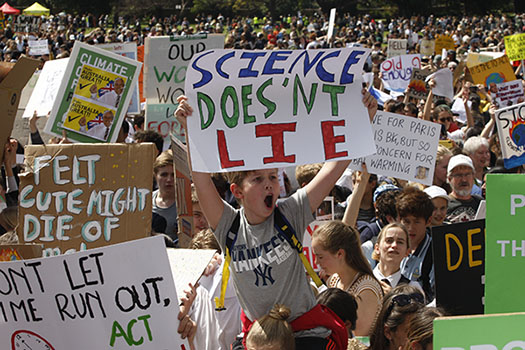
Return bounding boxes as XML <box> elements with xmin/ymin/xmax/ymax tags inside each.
<box><xmin>466</xmin><ymin>51</ymin><xmax>505</xmax><ymax>68</ymax></box>
<box><xmin>0</xmin><ymin>236</ymin><xmax>190</xmax><ymax>349</ymax></box>
<box><xmin>504</xmin><ymin>33</ymin><xmax>525</xmax><ymax>62</ymax></box>
<box><xmin>451</xmin><ymin>97</ymin><xmax>471</xmax><ymax>124</ymax></box>
<box><xmin>144</xmin><ymin>34</ymin><xmax>224</xmax><ymax>147</ymax></box>
<box><xmin>485</xmin><ymin>174</ymin><xmax>525</xmax><ymax>313</ymax></box>
<box><xmin>0</xmin><ymin>57</ymin><xmax>40</xmax><ymax>162</ymax></box>
<box><xmin>350</xmin><ymin>111</ymin><xmax>440</xmax><ymax>186</ymax></box>
<box><xmin>427</xmin><ymin>68</ymin><xmax>454</xmax><ymax>100</ymax></box>
<box><xmin>494</xmin><ymin>102</ymin><xmax>525</xmax><ymax>168</ymax></box>
<box><xmin>469</xmin><ymin>55</ymin><xmax>516</xmax><ymax>88</ymax></box>
<box><xmin>44</xmin><ymin>42</ymin><xmax>141</xmax><ymax>143</ymax></box>
<box><xmin>0</xmin><ymin>244</ymin><xmax>43</xmax><ymax>261</ymax></box>
<box><xmin>22</xmin><ymin>58</ymin><xmax>69</xmax><ymax>118</ymax></box>
<box><xmin>387</xmin><ymin>39</ymin><xmax>407</xmax><ymax>58</ymax></box>
<box><xmin>302</xmin><ymin>221</ymin><xmax>323</xmax><ymax>273</ymax></box>
<box><xmin>419</xmin><ymin>39</ymin><xmax>435</xmax><ymax>56</ymax></box>
<box><xmin>167</xmin><ymin>248</ymin><xmax>216</xmax><ymax>303</ymax></box>
<box><xmin>434</xmin><ymin>34</ymin><xmax>455</xmax><ymax>55</ymax></box>
<box><xmin>381</xmin><ymin>54</ymin><xmax>421</xmax><ymax>93</ymax></box>
<box><xmin>28</xmin><ymin>39</ymin><xmax>49</xmax><ymax>56</ymax></box>
<box><xmin>171</xmin><ymin>135</ymin><xmax>193</xmax><ymax>247</ymax></box>
<box><xmin>407</xmin><ymin>68</ymin><xmax>431</xmax><ymax>100</ymax></box>
<box><xmin>431</xmin><ymin>220</ymin><xmax>485</xmax><ymax>316</ymax></box>
<box><xmin>97</xmin><ymin>42</ymin><xmax>140</xmax><ymax>114</ymax></box>
<box><xmin>434</xmin><ymin>313</ymin><xmax>525</xmax><ymax>350</ymax></box>
<box><xmin>185</xmin><ymin>48</ymin><xmax>376</xmax><ymax>172</ymax></box>
<box><xmin>327</xmin><ymin>8</ymin><xmax>336</xmax><ymax>42</ymax></box>
<box><xmin>18</xmin><ymin>69</ymin><xmax>40</xmax><ymax>111</ymax></box>
<box><xmin>491</xmin><ymin>80</ymin><xmax>525</xmax><ymax>109</ymax></box>
<box><xmin>14</xmin><ymin>15</ymin><xmax>41</xmax><ymax>33</ymax></box>
<box><xmin>17</xmin><ymin>143</ymin><xmax>156</xmax><ymax>257</ymax></box>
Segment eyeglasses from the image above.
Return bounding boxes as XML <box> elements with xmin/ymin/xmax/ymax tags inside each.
<box><xmin>449</xmin><ymin>172</ymin><xmax>473</xmax><ymax>179</ymax></box>
<box><xmin>439</xmin><ymin>117</ymin><xmax>452</xmax><ymax>122</ymax></box>
<box><xmin>385</xmin><ymin>293</ymin><xmax>425</xmax><ymax>319</ymax></box>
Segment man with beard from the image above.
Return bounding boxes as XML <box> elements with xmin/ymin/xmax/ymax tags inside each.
<box><xmin>446</xmin><ymin>155</ymin><xmax>483</xmax><ymax>223</ymax></box>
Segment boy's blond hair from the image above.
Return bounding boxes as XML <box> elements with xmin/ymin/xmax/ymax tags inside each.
<box><xmin>153</xmin><ymin>150</ymin><xmax>173</xmax><ymax>174</ymax></box>
<box><xmin>224</xmin><ymin>170</ymin><xmax>254</xmax><ymax>187</ymax></box>
<box><xmin>295</xmin><ymin>163</ymin><xmax>322</xmax><ymax>187</ymax></box>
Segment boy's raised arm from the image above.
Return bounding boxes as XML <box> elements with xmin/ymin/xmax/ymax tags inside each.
<box><xmin>175</xmin><ymin>96</ymin><xmax>224</xmax><ymax>230</ymax></box>
<box><xmin>305</xmin><ymin>89</ymin><xmax>377</xmax><ymax>213</ymax></box>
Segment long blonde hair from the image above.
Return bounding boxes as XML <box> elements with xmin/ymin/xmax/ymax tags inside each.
<box><xmin>246</xmin><ymin>304</ymin><xmax>295</xmax><ymax>350</ymax></box>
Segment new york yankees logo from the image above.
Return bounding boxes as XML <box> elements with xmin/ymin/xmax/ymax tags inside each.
<box><xmin>253</xmin><ymin>264</ymin><xmax>274</xmax><ymax>286</ymax></box>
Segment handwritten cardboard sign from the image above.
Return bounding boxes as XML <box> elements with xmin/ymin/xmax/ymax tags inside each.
<box><xmin>144</xmin><ymin>34</ymin><xmax>224</xmax><ymax>147</ymax></box>
<box><xmin>504</xmin><ymin>33</ymin><xmax>525</xmax><ymax>62</ymax></box>
<box><xmin>185</xmin><ymin>48</ymin><xmax>376</xmax><ymax>172</ymax></box>
<box><xmin>22</xmin><ymin>58</ymin><xmax>69</xmax><ymax>118</ymax></box>
<box><xmin>171</xmin><ymin>135</ymin><xmax>193</xmax><ymax>247</ymax></box>
<box><xmin>494</xmin><ymin>102</ymin><xmax>525</xmax><ymax>168</ymax></box>
<box><xmin>0</xmin><ymin>244</ymin><xmax>43</xmax><ymax>261</ymax></box>
<box><xmin>434</xmin><ymin>34</ymin><xmax>455</xmax><ymax>55</ymax></box>
<box><xmin>434</xmin><ymin>312</ymin><xmax>525</xmax><ymax>350</ymax></box>
<box><xmin>0</xmin><ymin>236</ymin><xmax>189</xmax><ymax>349</ymax></box>
<box><xmin>381</xmin><ymin>54</ymin><xmax>421</xmax><ymax>93</ymax></box>
<box><xmin>491</xmin><ymin>79</ymin><xmax>525</xmax><ymax>109</ymax></box>
<box><xmin>466</xmin><ymin>52</ymin><xmax>505</xmax><ymax>68</ymax></box>
<box><xmin>97</xmin><ymin>42</ymin><xmax>141</xmax><ymax>115</ymax></box>
<box><xmin>17</xmin><ymin>143</ymin><xmax>156</xmax><ymax>257</ymax></box>
<box><xmin>407</xmin><ymin>68</ymin><xmax>431</xmax><ymax>100</ymax></box>
<box><xmin>350</xmin><ymin>111</ymin><xmax>440</xmax><ymax>186</ymax></box>
<box><xmin>486</xmin><ymin>174</ymin><xmax>525</xmax><ymax>313</ymax></box>
<box><xmin>431</xmin><ymin>220</ymin><xmax>485</xmax><ymax>316</ymax></box>
<box><xmin>419</xmin><ymin>39</ymin><xmax>435</xmax><ymax>56</ymax></box>
<box><xmin>469</xmin><ymin>55</ymin><xmax>516</xmax><ymax>88</ymax></box>
<box><xmin>387</xmin><ymin>39</ymin><xmax>407</xmax><ymax>58</ymax></box>
<box><xmin>44</xmin><ymin>42</ymin><xmax>142</xmax><ymax>143</ymax></box>
<box><xmin>28</xmin><ymin>39</ymin><xmax>49</xmax><ymax>56</ymax></box>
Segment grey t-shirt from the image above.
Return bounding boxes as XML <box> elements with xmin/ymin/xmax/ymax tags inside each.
<box><xmin>214</xmin><ymin>188</ymin><xmax>317</xmax><ymax>323</ymax></box>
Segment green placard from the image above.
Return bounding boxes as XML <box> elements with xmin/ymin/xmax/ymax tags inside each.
<box><xmin>485</xmin><ymin>174</ymin><xmax>525</xmax><ymax>314</ymax></box>
<box><xmin>434</xmin><ymin>313</ymin><xmax>525</xmax><ymax>349</ymax></box>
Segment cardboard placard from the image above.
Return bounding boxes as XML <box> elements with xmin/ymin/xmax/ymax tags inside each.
<box><xmin>387</xmin><ymin>39</ymin><xmax>407</xmax><ymax>58</ymax></box>
<box><xmin>171</xmin><ymin>135</ymin><xmax>193</xmax><ymax>247</ymax></box>
<box><xmin>17</xmin><ymin>143</ymin><xmax>156</xmax><ymax>257</ymax></box>
<box><xmin>419</xmin><ymin>39</ymin><xmax>435</xmax><ymax>56</ymax></box>
<box><xmin>28</xmin><ymin>39</ymin><xmax>49</xmax><ymax>56</ymax></box>
<box><xmin>44</xmin><ymin>42</ymin><xmax>142</xmax><ymax>143</ymax></box>
<box><xmin>185</xmin><ymin>48</ymin><xmax>376</xmax><ymax>173</ymax></box>
<box><xmin>350</xmin><ymin>111</ymin><xmax>440</xmax><ymax>186</ymax></box>
<box><xmin>144</xmin><ymin>34</ymin><xmax>224</xmax><ymax>148</ymax></box>
<box><xmin>407</xmin><ymin>68</ymin><xmax>431</xmax><ymax>100</ymax></box>
<box><xmin>491</xmin><ymin>79</ymin><xmax>525</xmax><ymax>109</ymax></box>
<box><xmin>494</xmin><ymin>102</ymin><xmax>525</xmax><ymax>168</ymax></box>
<box><xmin>434</xmin><ymin>34</ymin><xmax>455</xmax><ymax>55</ymax></box>
<box><xmin>431</xmin><ymin>220</ymin><xmax>485</xmax><ymax>316</ymax></box>
<box><xmin>0</xmin><ymin>236</ymin><xmax>190</xmax><ymax>349</ymax></box>
<box><xmin>434</xmin><ymin>313</ymin><xmax>525</xmax><ymax>350</ymax></box>
<box><xmin>0</xmin><ymin>244</ymin><xmax>43</xmax><ymax>261</ymax></box>
<box><xmin>469</xmin><ymin>55</ymin><xmax>516</xmax><ymax>88</ymax></box>
<box><xmin>504</xmin><ymin>33</ymin><xmax>525</xmax><ymax>62</ymax></box>
<box><xmin>22</xmin><ymin>58</ymin><xmax>69</xmax><ymax>118</ymax></box>
<box><xmin>381</xmin><ymin>54</ymin><xmax>422</xmax><ymax>93</ymax></box>
<box><xmin>0</xmin><ymin>57</ymin><xmax>40</xmax><ymax>161</ymax></box>
<box><xmin>14</xmin><ymin>15</ymin><xmax>41</xmax><ymax>33</ymax></box>
<box><xmin>18</xmin><ymin>69</ymin><xmax>40</xmax><ymax>111</ymax></box>
<box><xmin>485</xmin><ymin>174</ymin><xmax>525</xmax><ymax>313</ymax></box>
<box><xmin>97</xmin><ymin>42</ymin><xmax>141</xmax><ymax>115</ymax></box>
<box><xmin>466</xmin><ymin>51</ymin><xmax>505</xmax><ymax>68</ymax></box>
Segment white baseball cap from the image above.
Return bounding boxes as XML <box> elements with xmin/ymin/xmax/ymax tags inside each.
<box><xmin>447</xmin><ymin>154</ymin><xmax>474</xmax><ymax>176</ymax></box>
<box><xmin>424</xmin><ymin>186</ymin><xmax>450</xmax><ymax>202</ymax></box>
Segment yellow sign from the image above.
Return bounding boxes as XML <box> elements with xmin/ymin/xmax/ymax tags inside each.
<box><xmin>435</xmin><ymin>34</ymin><xmax>455</xmax><ymax>55</ymax></box>
<box><xmin>62</xmin><ymin>97</ymin><xmax>116</xmax><ymax>141</ymax></box>
<box><xmin>469</xmin><ymin>55</ymin><xmax>516</xmax><ymax>88</ymax></box>
<box><xmin>74</xmin><ymin>64</ymin><xmax>126</xmax><ymax>100</ymax></box>
<box><xmin>504</xmin><ymin>33</ymin><xmax>525</xmax><ymax>61</ymax></box>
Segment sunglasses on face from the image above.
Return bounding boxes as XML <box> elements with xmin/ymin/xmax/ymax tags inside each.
<box><xmin>385</xmin><ymin>293</ymin><xmax>425</xmax><ymax>319</ymax></box>
<box><xmin>439</xmin><ymin>117</ymin><xmax>452</xmax><ymax>122</ymax></box>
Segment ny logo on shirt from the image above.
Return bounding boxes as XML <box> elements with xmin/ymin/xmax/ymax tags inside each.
<box><xmin>253</xmin><ymin>264</ymin><xmax>274</xmax><ymax>286</ymax></box>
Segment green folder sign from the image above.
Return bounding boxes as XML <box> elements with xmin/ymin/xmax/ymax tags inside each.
<box><xmin>486</xmin><ymin>174</ymin><xmax>525</xmax><ymax>314</ymax></box>
<box><xmin>434</xmin><ymin>313</ymin><xmax>525</xmax><ymax>350</ymax></box>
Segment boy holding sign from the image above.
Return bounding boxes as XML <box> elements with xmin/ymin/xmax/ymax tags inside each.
<box><xmin>175</xmin><ymin>90</ymin><xmax>377</xmax><ymax>350</ymax></box>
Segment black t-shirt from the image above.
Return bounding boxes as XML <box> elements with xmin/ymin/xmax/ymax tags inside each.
<box><xmin>446</xmin><ymin>195</ymin><xmax>483</xmax><ymax>223</ymax></box>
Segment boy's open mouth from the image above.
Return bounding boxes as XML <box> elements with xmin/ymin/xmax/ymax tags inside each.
<box><xmin>264</xmin><ymin>194</ymin><xmax>273</xmax><ymax>209</ymax></box>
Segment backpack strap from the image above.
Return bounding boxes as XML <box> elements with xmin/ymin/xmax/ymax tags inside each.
<box><xmin>273</xmin><ymin>206</ymin><xmax>323</xmax><ymax>288</ymax></box>
<box><xmin>398</xmin><ymin>274</ymin><xmax>411</xmax><ymax>286</ymax></box>
<box><xmin>215</xmin><ymin>211</ymin><xmax>240</xmax><ymax>311</ymax></box>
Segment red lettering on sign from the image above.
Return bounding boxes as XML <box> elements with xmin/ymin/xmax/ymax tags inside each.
<box><xmin>255</xmin><ymin>122</ymin><xmax>297</xmax><ymax>164</ymax></box>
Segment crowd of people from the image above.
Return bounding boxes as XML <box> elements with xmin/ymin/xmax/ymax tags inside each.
<box><xmin>0</xmin><ymin>7</ymin><xmax>523</xmax><ymax>350</ymax></box>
